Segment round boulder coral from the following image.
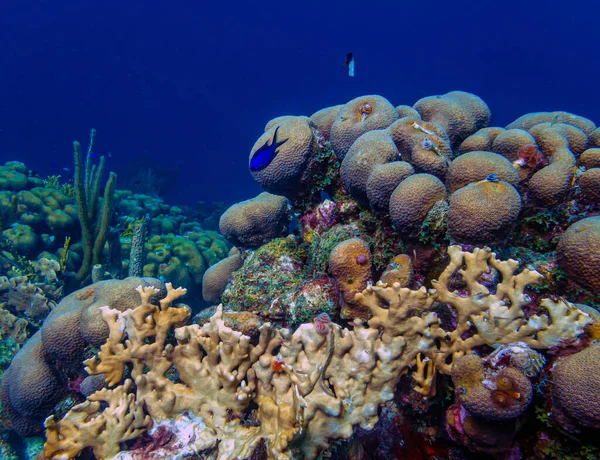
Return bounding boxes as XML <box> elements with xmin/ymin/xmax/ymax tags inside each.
<box><xmin>414</xmin><ymin>91</ymin><xmax>491</xmax><ymax>147</ymax></box>
<box><xmin>309</xmin><ymin>105</ymin><xmax>342</xmax><ymax>141</ymax></box>
<box><xmin>340</xmin><ymin>130</ymin><xmax>399</xmax><ymax>206</ymax></box>
<box><xmin>579</xmin><ymin>168</ymin><xmax>600</xmax><ymax>203</ymax></box>
<box><xmin>448</xmin><ymin>178</ymin><xmax>521</xmax><ymax>243</ymax></box>
<box><xmin>389</xmin><ymin>173</ymin><xmax>447</xmax><ymax>236</ymax></box>
<box><xmin>506</xmin><ymin>111</ymin><xmax>596</xmax><ymax>136</ymax></box>
<box><xmin>386</xmin><ymin>117</ymin><xmax>452</xmax><ymax>178</ymax></box>
<box><xmin>2</xmin><ymin>277</ymin><xmax>165</xmax><ymax>436</ymax></box>
<box><xmin>202</xmin><ymin>252</ymin><xmax>243</xmax><ymax>304</ymax></box>
<box><xmin>330</xmin><ymin>95</ymin><xmax>398</xmax><ymax>159</ymax></box>
<box><xmin>395</xmin><ymin>105</ymin><xmax>421</xmax><ymax>119</ymax></box>
<box><xmin>219</xmin><ymin>192</ymin><xmax>290</xmax><ymax>248</ymax></box>
<box><xmin>491</xmin><ymin>129</ymin><xmax>537</xmax><ymax>162</ymax></box>
<box><xmin>580</xmin><ymin>148</ymin><xmax>600</xmax><ymax>168</ymax></box>
<box><xmin>557</xmin><ymin>216</ymin><xmax>600</xmax><ymax>293</ymax></box>
<box><xmin>446</xmin><ymin>151</ymin><xmax>519</xmax><ymax>193</ymax></box>
<box><xmin>459</xmin><ymin>127</ymin><xmax>505</xmax><ymax>154</ymax></box>
<box><xmin>366</xmin><ymin>161</ymin><xmax>414</xmax><ymax>213</ymax></box>
<box><xmin>526</xmin><ymin>125</ymin><xmax>576</xmax><ymax>206</ymax></box>
<box><xmin>551</xmin><ymin>343</ymin><xmax>600</xmax><ymax>433</ymax></box>
<box><xmin>250</xmin><ymin>117</ymin><xmax>318</xmax><ymax>199</ymax></box>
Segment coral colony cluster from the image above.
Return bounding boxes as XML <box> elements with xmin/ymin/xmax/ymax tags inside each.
<box><xmin>1</xmin><ymin>91</ymin><xmax>600</xmax><ymax>459</ymax></box>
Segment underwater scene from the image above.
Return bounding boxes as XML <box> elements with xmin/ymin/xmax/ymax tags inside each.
<box><xmin>1</xmin><ymin>1</ymin><xmax>600</xmax><ymax>459</ymax></box>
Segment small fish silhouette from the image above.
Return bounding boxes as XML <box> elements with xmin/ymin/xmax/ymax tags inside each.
<box><xmin>343</xmin><ymin>52</ymin><xmax>355</xmax><ymax>77</ymax></box>
<box><xmin>249</xmin><ymin>126</ymin><xmax>289</xmax><ymax>172</ymax></box>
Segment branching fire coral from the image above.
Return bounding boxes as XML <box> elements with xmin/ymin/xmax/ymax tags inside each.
<box><xmin>43</xmin><ymin>246</ymin><xmax>592</xmax><ymax>459</ymax></box>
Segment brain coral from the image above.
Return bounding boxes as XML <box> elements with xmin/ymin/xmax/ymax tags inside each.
<box><xmin>506</xmin><ymin>111</ymin><xmax>596</xmax><ymax>136</ymax></box>
<box><xmin>1</xmin><ymin>277</ymin><xmax>165</xmax><ymax>436</ymax></box>
<box><xmin>446</xmin><ymin>151</ymin><xmax>519</xmax><ymax>193</ymax></box>
<box><xmin>250</xmin><ymin>117</ymin><xmax>318</xmax><ymax>199</ymax></box>
<box><xmin>526</xmin><ymin>125</ymin><xmax>576</xmax><ymax>206</ymax></box>
<box><xmin>491</xmin><ymin>129</ymin><xmax>537</xmax><ymax>162</ymax></box>
<box><xmin>202</xmin><ymin>251</ymin><xmax>243</xmax><ymax>304</ymax></box>
<box><xmin>413</xmin><ymin>91</ymin><xmax>491</xmax><ymax>147</ymax></box>
<box><xmin>264</xmin><ymin>115</ymin><xmax>309</xmax><ymax>132</ymax></box>
<box><xmin>366</xmin><ymin>161</ymin><xmax>415</xmax><ymax>213</ymax></box>
<box><xmin>340</xmin><ymin>130</ymin><xmax>399</xmax><ymax>205</ymax></box>
<box><xmin>330</xmin><ymin>95</ymin><xmax>398</xmax><ymax>159</ymax></box>
<box><xmin>219</xmin><ymin>192</ymin><xmax>289</xmax><ymax>248</ymax></box>
<box><xmin>459</xmin><ymin>127</ymin><xmax>505</xmax><ymax>154</ymax></box>
<box><xmin>579</xmin><ymin>168</ymin><xmax>600</xmax><ymax>203</ymax></box>
<box><xmin>389</xmin><ymin>173</ymin><xmax>447</xmax><ymax>236</ymax></box>
<box><xmin>551</xmin><ymin>343</ymin><xmax>600</xmax><ymax>433</ymax></box>
<box><xmin>448</xmin><ymin>178</ymin><xmax>521</xmax><ymax>243</ymax></box>
<box><xmin>395</xmin><ymin>105</ymin><xmax>421</xmax><ymax>119</ymax></box>
<box><xmin>557</xmin><ymin>216</ymin><xmax>600</xmax><ymax>293</ymax></box>
<box><xmin>529</xmin><ymin>122</ymin><xmax>589</xmax><ymax>155</ymax></box>
<box><xmin>386</xmin><ymin>117</ymin><xmax>453</xmax><ymax>178</ymax></box>
<box><xmin>580</xmin><ymin>148</ymin><xmax>600</xmax><ymax>168</ymax></box>
<box><xmin>309</xmin><ymin>105</ymin><xmax>342</xmax><ymax>141</ymax></box>
<box><xmin>591</xmin><ymin>127</ymin><xmax>600</xmax><ymax>147</ymax></box>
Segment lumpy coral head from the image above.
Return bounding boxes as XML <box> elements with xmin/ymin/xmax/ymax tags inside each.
<box><xmin>250</xmin><ymin>117</ymin><xmax>318</xmax><ymax>199</ymax></box>
<box><xmin>551</xmin><ymin>343</ymin><xmax>600</xmax><ymax>433</ymax></box>
<box><xmin>459</xmin><ymin>127</ymin><xmax>505</xmax><ymax>154</ymax></box>
<box><xmin>340</xmin><ymin>130</ymin><xmax>400</xmax><ymax>206</ymax></box>
<box><xmin>366</xmin><ymin>161</ymin><xmax>414</xmax><ymax>213</ymax></box>
<box><xmin>309</xmin><ymin>105</ymin><xmax>342</xmax><ymax>141</ymax></box>
<box><xmin>413</xmin><ymin>91</ymin><xmax>491</xmax><ymax>147</ymax></box>
<box><xmin>219</xmin><ymin>192</ymin><xmax>290</xmax><ymax>248</ymax></box>
<box><xmin>2</xmin><ymin>277</ymin><xmax>165</xmax><ymax>436</ymax></box>
<box><xmin>557</xmin><ymin>216</ymin><xmax>600</xmax><ymax>293</ymax></box>
<box><xmin>448</xmin><ymin>179</ymin><xmax>521</xmax><ymax>243</ymax></box>
<box><xmin>389</xmin><ymin>173</ymin><xmax>447</xmax><ymax>236</ymax></box>
<box><xmin>446</xmin><ymin>151</ymin><xmax>519</xmax><ymax>193</ymax></box>
<box><xmin>330</xmin><ymin>95</ymin><xmax>398</xmax><ymax>160</ymax></box>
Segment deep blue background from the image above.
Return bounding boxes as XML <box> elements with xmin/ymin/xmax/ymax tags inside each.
<box><xmin>1</xmin><ymin>0</ymin><xmax>598</xmax><ymax>207</ymax></box>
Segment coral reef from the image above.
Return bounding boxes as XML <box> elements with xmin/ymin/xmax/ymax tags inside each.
<box><xmin>40</xmin><ymin>246</ymin><xmax>592</xmax><ymax>458</ymax></box>
<box><xmin>3</xmin><ymin>91</ymin><xmax>600</xmax><ymax>459</ymax></box>
<box><xmin>0</xmin><ymin>277</ymin><xmax>165</xmax><ymax>436</ymax></box>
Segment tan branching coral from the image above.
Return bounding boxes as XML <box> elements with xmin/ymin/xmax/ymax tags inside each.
<box><xmin>356</xmin><ymin>246</ymin><xmax>592</xmax><ymax>376</ymax></box>
<box><xmin>44</xmin><ymin>248</ymin><xmax>592</xmax><ymax>459</ymax></box>
<box><xmin>44</xmin><ymin>379</ymin><xmax>151</xmax><ymax>459</ymax></box>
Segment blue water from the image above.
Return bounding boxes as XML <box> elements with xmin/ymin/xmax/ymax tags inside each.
<box><xmin>1</xmin><ymin>0</ymin><xmax>598</xmax><ymax>206</ymax></box>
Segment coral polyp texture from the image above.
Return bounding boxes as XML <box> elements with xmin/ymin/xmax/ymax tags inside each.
<box><xmin>40</xmin><ymin>247</ymin><xmax>592</xmax><ymax>459</ymax></box>
<box><xmin>4</xmin><ymin>91</ymin><xmax>600</xmax><ymax>459</ymax></box>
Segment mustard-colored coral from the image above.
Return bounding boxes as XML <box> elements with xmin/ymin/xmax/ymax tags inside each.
<box><xmin>44</xmin><ymin>379</ymin><xmax>151</xmax><ymax>459</ymax></box>
<box><xmin>44</xmin><ymin>247</ymin><xmax>592</xmax><ymax>459</ymax></box>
